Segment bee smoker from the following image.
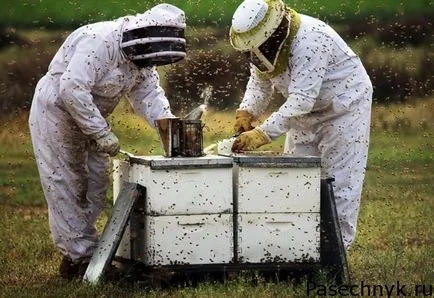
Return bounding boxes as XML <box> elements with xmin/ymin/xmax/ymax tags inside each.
<box><xmin>180</xmin><ymin>120</ymin><xmax>204</xmax><ymax>157</ymax></box>
<box><xmin>155</xmin><ymin>118</ymin><xmax>181</xmax><ymax>157</ymax></box>
<box><xmin>155</xmin><ymin>118</ymin><xmax>204</xmax><ymax>157</ymax></box>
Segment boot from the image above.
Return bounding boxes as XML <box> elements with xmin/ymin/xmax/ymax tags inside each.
<box><xmin>59</xmin><ymin>256</ymin><xmax>79</xmax><ymax>280</ymax></box>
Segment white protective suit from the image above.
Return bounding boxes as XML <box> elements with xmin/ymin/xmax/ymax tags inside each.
<box><xmin>239</xmin><ymin>15</ymin><xmax>373</xmax><ymax>248</ymax></box>
<box><xmin>28</xmin><ymin>7</ymin><xmax>182</xmax><ymax>262</ymax></box>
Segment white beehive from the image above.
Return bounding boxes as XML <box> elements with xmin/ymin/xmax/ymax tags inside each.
<box><xmin>113</xmin><ymin>155</ymin><xmax>234</xmax><ymax>266</ymax></box>
<box><xmin>143</xmin><ymin>214</ymin><xmax>233</xmax><ymax>265</ymax></box>
<box><xmin>232</xmin><ymin>155</ymin><xmax>321</xmax><ymax>263</ymax></box>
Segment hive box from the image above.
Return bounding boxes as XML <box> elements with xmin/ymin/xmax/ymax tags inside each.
<box><xmin>113</xmin><ymin>154</ymin><xmax>322</xmax><ymax>267</ymax></box>
<box><xmin>232</xmin><ymin>155</ymin><xmax>321</xmax><ymax>263</ymax></box>
<box><xmin>113</xmin><ymin>155</ymin><xmax>234</xmax><ymax>266</ymax></box>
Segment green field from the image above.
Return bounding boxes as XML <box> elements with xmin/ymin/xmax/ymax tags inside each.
<box><xmin>0</xmin><ymin>99</ymin><xmax>433</xmax><ymax>297</ymax></box>
<box><xmin>2</xmin><ymin>0</ymin><xmax>432</xmax><ymax>28</ymax></box>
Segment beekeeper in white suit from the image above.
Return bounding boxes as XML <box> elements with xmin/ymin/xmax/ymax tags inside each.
<box><xmin>29</xmin><ymin>3</ymin><xmax>186</xmax><ymax>279</ymax></box>
<box><xmin>229</xmin><ymin>0</ymin><xmax>372</xmax><ymax>249</ymax></box>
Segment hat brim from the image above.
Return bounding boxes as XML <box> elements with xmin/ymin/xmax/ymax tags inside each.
<box><xmin>229</xmin><ymin>0</ymin><xmax>286</xmax><ymax>51</ymax></box>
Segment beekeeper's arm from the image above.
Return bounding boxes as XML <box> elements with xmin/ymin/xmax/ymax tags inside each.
<box><xmin>58</xmin><ymin>37</ymin><xmax>119</xmax><ymax>155</ymax></box>
<box><xmin>233</xmin><ymin>67</ymin><xmax>274</xmax><ymax>133</ymax></box>
<box><xmin>127</xmin><ymin>67</ymin><xmax>175</xmax><ymax>128</ymax></box>
<box><xmin>259</xmin><ymin>31</ymin><xmax>333</xmax><ymax>139</ymax></box>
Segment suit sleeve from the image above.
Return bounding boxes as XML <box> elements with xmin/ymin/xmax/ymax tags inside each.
<box><xmin>260</xmin><ymin>31</ymin><xmax>333</xmax><ymax>139</ymax></box>
<box><xmin>58</xmin><ymin>37</ymin><xmax>112</xmax><ymax>138</ymax></box>
<box><xmin>127</xmin><ymin>67</ymin><xmax>174</xmax><ymax>128</ymax></box>
<box><xmin>239</xmin><ymin>66</ymin><xmax>274</xmax><ymax>117</ymax></box>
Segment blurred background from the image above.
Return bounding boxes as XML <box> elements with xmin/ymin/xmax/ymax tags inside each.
<box><xmin>1</xmin><ymin>0</ymin><xmax>433</xmax><ymax>116</ymax></box>
<box><xmin>0</xmin><ymin>1</ymin><xmax>433</xmax><ymax>296</ymax></box>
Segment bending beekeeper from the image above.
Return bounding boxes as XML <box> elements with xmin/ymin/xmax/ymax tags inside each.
<box><xmin>28</xmin><ymin>4</ymin><xmax>187</xmax><ymax>279</ymax></box>
<box><xmin>229</xmin><ymin>0</ymin><xmax>373</xmax><ymax>249</ymax></box>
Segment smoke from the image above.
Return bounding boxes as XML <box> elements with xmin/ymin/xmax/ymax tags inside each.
<box><xmin>200</xmin><ymin>85</ymin><xmax>213</xmax><ymax>106</ymax></box>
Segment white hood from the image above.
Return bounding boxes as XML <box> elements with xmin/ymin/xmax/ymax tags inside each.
<box><xmin>122</xmin><ymin>3</ymin><xmax>186</xmax><ymax>33</ymax></box>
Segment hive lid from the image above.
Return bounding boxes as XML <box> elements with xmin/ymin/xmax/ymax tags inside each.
<box><xmin>232</xmin><ymin>153</ymin><xmax>321</xmax><ymax>168</ymax></box>
<box><xmin>127</xmin><ymin>154</ymin><xmax>234</xmax><ymax>170</ymax></box>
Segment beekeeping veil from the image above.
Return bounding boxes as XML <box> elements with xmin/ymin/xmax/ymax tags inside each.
<box><xmin>121</xmin><ymin>4</ymin><xmax>186</xmax><ymax>68</ymax></box>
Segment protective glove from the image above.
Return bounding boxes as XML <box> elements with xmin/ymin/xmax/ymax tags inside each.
<box><xmin>233</xmin><ymin>109</ymin><xmax>255</xmax><ymax>135</ymax></box>
<box><xmin>94</xmin><ymin>131</ymin><xmax>120</xmax><ymax>156</ymax></box>
<box><xmin>232</xmin><ymin>127</ymin><xmax>271</xmax><ymax>152</ymax></box>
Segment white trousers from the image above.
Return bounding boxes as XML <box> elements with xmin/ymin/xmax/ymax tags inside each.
<box><xmin>29</xmin><ymin>76</ymin><xmax>110</xmax><ymax>262</ymax></box>
<box><xmin>284</xmin><ymin>92</ymin><xmax>372</xmax><ymax>249</ymax></box>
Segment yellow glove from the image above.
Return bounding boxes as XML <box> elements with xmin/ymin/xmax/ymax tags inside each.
<box><xmin>233</xmin><ymin>109</ymin><xmax>255</xmax><ymax>134</ymax></box>
<box><xmin>232</xmin><ymin>127</ymin><xmax>271</xmax><ymax>152</ymax></box>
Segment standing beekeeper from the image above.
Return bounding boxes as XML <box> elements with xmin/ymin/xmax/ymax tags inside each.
<box><xmin>229</xmin><ymin>0</ymin><xmax>372</xmax><ymax>249</ymax></box>
<box><xmin>28</xmin><ymin>3</ymin><xmax>187</xmax><ymax>279</ymax></box>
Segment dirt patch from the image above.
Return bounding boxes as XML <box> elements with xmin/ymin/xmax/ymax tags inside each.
<box><xmin>0</xmin><ymin>185</ymin><xmax>16</xmax><ymax>198</ymax></box>
<box><xmin>1</xmin><ymin>203</ymin><xmax>48</xmax><ymax>216</ymax></box>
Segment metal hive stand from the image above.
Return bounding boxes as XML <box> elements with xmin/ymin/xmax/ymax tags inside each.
<box><xmin>83</xmin><ymin>179</ymin><xmax>349</xmax><ymax>284</ymax></box>
<box><xmin>320</xmin><ymin>178</ymin><xmax>350</xmax><ymax>284</ymax></box>
<box><xmin>83</xmin><ymin>182</ymin><xmax>142</xmax><ymax>284</ymax></box>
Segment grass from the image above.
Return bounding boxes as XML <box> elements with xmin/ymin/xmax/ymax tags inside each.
<box><xmin>0</xmin><ymin>99</ymin><xmax>433</xmax><ymax>297</ymax></box>
<box><xmin>2</xmin><ymin>0</ymin><xmax>432</xmax><ymax>29</ymax></box>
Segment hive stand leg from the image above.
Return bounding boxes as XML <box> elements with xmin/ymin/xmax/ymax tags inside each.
<box><xmin>320</xmin><ymin>178</ymin><xmax>350</xmax><ymax>284</ymax></box>
<box><xmin>129</xmin><ymin>187</ymin><xmax>146</xmax><ymax>261</ymax></box>
<box><xmin>83</xmin><ymin>182</ymin><xmax>142</xmax><ymax>284</ymax></box>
